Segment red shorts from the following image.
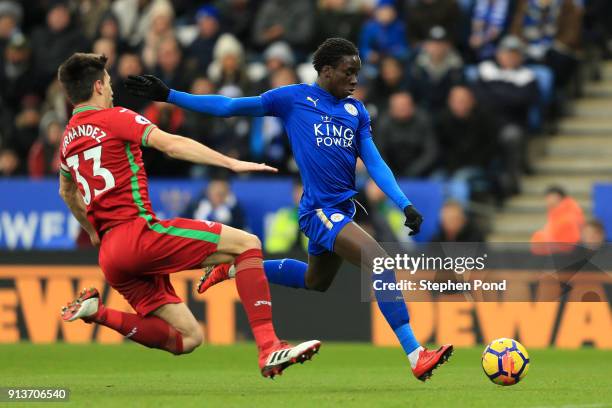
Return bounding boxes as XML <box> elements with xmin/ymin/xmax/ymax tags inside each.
<box><xmin>98</xmin><ymin>217</ymin><xmax>222</xmax><ymax>316</ymax></box>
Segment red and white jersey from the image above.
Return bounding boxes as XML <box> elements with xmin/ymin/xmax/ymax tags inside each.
<box><xmin>59</xmin><ymin>105</ymin><xmax>158</xmax><ymax>235</ymax></box>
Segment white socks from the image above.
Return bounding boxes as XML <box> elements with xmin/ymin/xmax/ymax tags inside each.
<box><xmin>408</xmin><ymin>346</ymin><xmax>424</xmax><ymax>369</ymax></box>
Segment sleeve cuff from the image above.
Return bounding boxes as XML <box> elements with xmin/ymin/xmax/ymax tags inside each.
<box><xmin>60</xmin><ymin>168</ymin><xmax>72</xmax><ymax>179</ymax></box>
<box><xmin>141</xmin><ymin>124</ymin><xmax>156</xmax><ymax>146</ymax></box>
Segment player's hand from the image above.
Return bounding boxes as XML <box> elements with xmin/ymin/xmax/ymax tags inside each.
<box><xmin>124</xmin><ymin>74</ymin><xmax>170</xmax><ymax>102</ymax></box>
<box><xmin>230</xmin><ymin>159</ymin><xmax>278</xmax><ymax>173</ymax></box>
<box><xmin>403</xmin><ymin>205</ymin><xmax>423</xmax><ymax>236</ymax></box>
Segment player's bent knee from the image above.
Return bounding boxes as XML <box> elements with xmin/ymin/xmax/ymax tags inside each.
<box><xmin>244</xmin><ymin>233</ymin><xmax>261</xmax><ymax>250</ymax></box>
<box><xmin>305</xmin><ymin>276</ymin><xmax>331</xmax><ymax>292</ymax></box>
<box><xmin>180</xmin><ymin>327</ymin><xmax>203</xmax><ymax>354</ymax></box>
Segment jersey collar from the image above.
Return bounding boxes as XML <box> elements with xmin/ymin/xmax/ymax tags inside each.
<box><xmin>312</xmin><ymin>82</ymin><xmax>346</xmax><ymax>103</ymax></box>
<box><xmin>72</xmin><ymin>105</ymin><xmax>103</xmax><ymax>115</ymax></box>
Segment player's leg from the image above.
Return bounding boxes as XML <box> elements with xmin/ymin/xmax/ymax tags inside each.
<box><xmin>199</xmin><ymin>208</ymin><xmax>346</xmax><ymax>293</ymax></box>
<box><xmin>209</xmin><ymin>224</ymin><xmax>321</xmax><ymax>377</ymax></box>
<box><xmin>333</xmin><ymin>221</ymin><xmax>453</xmax><ymax>381</ymax></box>
<box><xmin>61</xmin><ymin>285</ymin><xmax>188</xmax><ymax>355</ymax></box>
<box><xmin>152</xmin><ymin>302</ymin><xmax>203</xmax><ymax>353</ymax></box>
<box><xmin>303</xmin><ymin>251</ymin><xmax>343</xmax><ymax>291</ymax></box>
<box><xmin>207</xmin><ymin>225</ymin><xmax>278</xmax><ymax>351</ymax></box>
<box><xmin>198</xmin><ymin>242</ymin><xmax>342</xmax><ymax>293</ymax></box>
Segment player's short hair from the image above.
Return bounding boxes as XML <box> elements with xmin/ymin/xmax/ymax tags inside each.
<box><xmin>58</xmin><ymin>53</ymin><xmax>108</xmax><ymax>105</ymax></box>
<box><xmin>312</xmin><ymin>38</ymin><xmax>359</xmax><ymax>73</ymax></box>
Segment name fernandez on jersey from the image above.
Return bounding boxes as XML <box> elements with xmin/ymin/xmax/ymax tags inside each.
<box><xmin>62</xmin><ymin>124</ymin><xmax>107</xmax><ymax>155</ymax></box>
<box><xmin>313</xmin><ymin>115</ymin><xmax>354</xmax><ymax>148</ymax></box>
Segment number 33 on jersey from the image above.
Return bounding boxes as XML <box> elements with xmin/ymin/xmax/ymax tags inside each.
<box><xmin>59</xmin><ymin>106</ymin><xmax>158</xmax><ymax>234</ymax></box>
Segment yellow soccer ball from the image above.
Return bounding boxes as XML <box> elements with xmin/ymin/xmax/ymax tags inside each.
<box><xmin>482</xmin><ymin>338</ymin><xmax>530</xmax><ymax>386</ymax></box>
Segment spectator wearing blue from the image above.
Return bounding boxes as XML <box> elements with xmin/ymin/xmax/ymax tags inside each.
<box><xmin>182</xmin><ymin>178</ymin><xmax>247</xmax><ymax>230</ymax></box>
<box><xmin>469</xmin><ymin>0</ymin><xmax>511</xmax><ymax>61</ymax></box>
<box><xmin>187</xmin><ymin>5</ymin><xmax>221</xmax><ymax>72</ymax></box>
<box><xmin>510</xmin><ymin>0</ymin><xmax>583</xmax><ymax>89</ymax></box>
<box><xmin>359</xmin><ymin>0</ymin><xmax>409</xmax><ymax>67</ymax></box>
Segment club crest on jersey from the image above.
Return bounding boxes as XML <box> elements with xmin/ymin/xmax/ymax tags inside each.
<box><xmin>344</xmin><ymin>103</ymin><xmax>358</xmax><ymax>116</ymax></box>
<box><xmin>313</xmin><ymin>115</ymin><xmax>354</xmax><ymax>148</ymax></box>
<box><xmin>330</xmin><ymin>213</ymin><xmax>345</xmax><ymax>222</ymax></box>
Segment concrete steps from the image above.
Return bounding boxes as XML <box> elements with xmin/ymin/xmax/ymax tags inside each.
<box><xmin>559</xmin><ymin>117</ymin><xmax>612</xmax><ymax>134</ymax></box>
<box><xmin>584</xmin><ymin>81</ymin><xmax>612</xmax><ymax>98</ymax></box>
<box><xmin>491</xmin><ymin>213</ymin><xmax>545</xmax><ymax>235</ymax></box>
<box><xmin>504</xmin><ymin>193</ymin><xmax>592</xmax><ymax>213</ymax></box>
<box><xmin>546</xmin><ymin>134</ymin><xmax>612</xmax><ymax>156</ymax></box>
<box><xmin>534</xmin><ymin>156</ymin><xmax>612</xmax><ymax>174</ymax></box>
<box><xmin>571</xmin><ymin>99</ymin><xmax>612</xmax><ymax>118</ymax></box>
<box><xmin>486</xmin><ymin>66</ymin><xmax>612</xmax><ymax>242</ymax></box>
<box><xmin>521</xmin><ymin>175</ymin><xmax>611</xmax><ymax>195</ymax></box>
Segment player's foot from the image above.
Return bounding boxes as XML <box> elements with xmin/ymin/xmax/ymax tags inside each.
<box><xmin>259</xmin><ymin>340</ymin><xmax>321</xmax><ymax>379</ymax></box>
<box><xmin>412</xmin><ymin>344</ymin><xmax>454</xmax><ymax>381</ymax></box>
<box><xmin>61</xmin><ymin>287</ymin><xmax>100</xmax><ymax>322</ymax></box>
<box><xmin>197</xmin><ymin>263</ymin><xmax>235</xmax><ymax>294</ymax></box>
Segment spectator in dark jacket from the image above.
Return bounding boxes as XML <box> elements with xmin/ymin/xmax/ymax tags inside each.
<box><xmin>404</xmin><ymin>0</ymin><xmax>461</xmax><ymax>46</ymax></box>
<box><xmin>252</xmin><ymin>0</ymin><xmax>314</xmax><ymax>53</ymax></box>
<box><xmin>369</xmin><ymin>55</ymin><xmax>409</xmax><ymax>111</ymax></box>
<box><xmin>183</xmin><ymin>178</ymin><xmax>247</xmax><ymax>230</ymax></box>
<box><xmin>376</xmin><ymin>91</ymin><xmax>438</xmax><ymax>177</ymax></box>
<box><xmin>0</xmin><ymin>0</ymin><xmax>22</xmax><ymax>67</ymax></box>
<box><xmin>434</xmin><ymin>86</ymin><xmax>499</xmax><ymax>197</ymax></box>
<box><xmin>473</xmin><ymin>35</ymin><xmax>539</xmax><ymax>195</ymax></box>
<box><xmin>430</xmin><ymin>200</ymin><xmax>485</xmax><ymax>242</ymax></box>
<box><xmin>30</xmin><ymin>0</ymin><xmax>88</xmax><ymax>84</ymax></box>
<box><xmin>0</xmin><ymin>34</ymin><xmax>43</xmax><ymax>117</ymax></box>
<box><xmin>153</xmin><ymin>36</ymin><xmax>193</xmax><ymax>92</ymax></box>
<box><xmin>314</xmin><ymin>0</ymin><xmax>364</xmax><ymax>48</ymax></box>
<box><xmin>112</xmin><ymin>52</ymin><xmax>148</xmax><ymax>112</ymax></box>
<box><xmin>187</xmin><ymin>5</ymin><xmax>220</xmax><ymax>73</ymax></box>
<box><xmin>408</xmin><ymin>26</ymin><xmax>464</xmax><ymax>114</ymax></box>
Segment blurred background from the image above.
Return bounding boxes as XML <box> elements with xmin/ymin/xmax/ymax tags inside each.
<box><xmin>2</xmin><ymin>0</ymin><xmax>612</xmax><ymax>250</ymax></box>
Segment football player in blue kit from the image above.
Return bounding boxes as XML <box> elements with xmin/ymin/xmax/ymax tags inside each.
<box><xmin>126</xmin><ymin>38</ymin><xmax>452</xmax><ymax>381</ymax></box>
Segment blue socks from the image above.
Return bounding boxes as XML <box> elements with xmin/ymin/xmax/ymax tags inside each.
<box><xmin>374</xmin><ymin>269</ymin><xmax>420</xmax><ymax>355</ymax></box>
<box><xmin>263</xmin><ymin>259</ymin><xmax>307</xmax><ymax>289</ymax></box>
<box><xmin>262</xmin><ymin>260</ymin><xmax>420</xmax><ymax>355</ymax></box>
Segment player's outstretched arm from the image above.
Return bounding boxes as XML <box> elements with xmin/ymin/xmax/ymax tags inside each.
<box><xmin>359</xmin><ymin>138</ymin><xmax>423</xmax><ymax>235</ymax></box>
<box><xmin>124</xmin><ymin>75</ymin><xmax>266</xmax><ymax>117</ymax></box>
<box><xmin>147</xmin><ymin>127</ymin><xmax>277</xmax><ymax>173</ymax></box>
<box><xmin>58</xmin><ymin>175</ymin><xmax>100</xmax><ymax>246</ymax></box>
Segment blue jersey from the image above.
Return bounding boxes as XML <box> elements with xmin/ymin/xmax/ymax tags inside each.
<box><xmin>261</xmin><ymin>83</ymin><xmax>372</xmax><ymax>213</ymax></box>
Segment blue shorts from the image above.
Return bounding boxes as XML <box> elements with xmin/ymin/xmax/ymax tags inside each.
<box><xmin>299</xmin><ymin>200</ymin><xmax>356</xmax><ymax>256</ymax></box>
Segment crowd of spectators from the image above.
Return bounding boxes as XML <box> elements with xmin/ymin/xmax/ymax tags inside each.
<box><xmin>0</xmin><ymin>0</ymin><xmax>610</xmax><ymax>206</ymax></box>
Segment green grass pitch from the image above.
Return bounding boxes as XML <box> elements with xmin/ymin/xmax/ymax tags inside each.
<box><xmin>1</xmin><ymin>343</ymin><xmax>611</xmax><ymax>408</ymax></box>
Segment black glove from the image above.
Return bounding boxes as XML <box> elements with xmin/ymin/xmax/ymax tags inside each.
<box><xmin>403</xmin><ymin>205</ymin><xmax>423</xmax><ymax>236</ymax></box>
<box><xmin>124</xmin><ymin>74</ymin><xmax>170</xmax><ymax>102</ymax></box>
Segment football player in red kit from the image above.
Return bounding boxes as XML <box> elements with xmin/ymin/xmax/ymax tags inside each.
<box><xmin>57</xmin><ymin>53</ymin><xmax>320</xmax><ymax>378</ymax></box>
